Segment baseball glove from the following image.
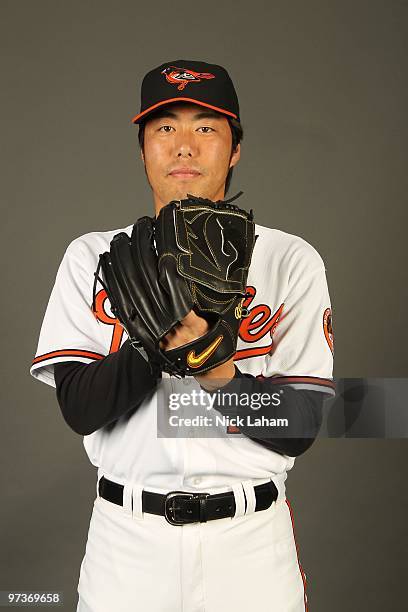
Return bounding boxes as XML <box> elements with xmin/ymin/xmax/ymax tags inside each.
<box><xmin>92</xmin><ymin>192</ymin><xmax>257</xmax><ymax>377</ymax></box>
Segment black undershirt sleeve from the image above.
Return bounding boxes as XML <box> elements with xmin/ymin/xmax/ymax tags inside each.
<box><xmin>204</xmin><ymin>366</ymin><xmax>327</xmax><ymax>457</ymax></box>
<box><xmin>55</xmin><ymin>343</ymin><xmax>326</xmax><ymax>458</ymax></box>
<box><xmin>54</xmin><ymin>339</ymin><xmax>159</xmax><ymax>436</ymax></box>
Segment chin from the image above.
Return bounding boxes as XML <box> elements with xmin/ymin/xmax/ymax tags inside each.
<box><xmin>170</xmin><ymin>187</ymin><xmax>206</xmax><ymax>202</ymax></box>
<box><xmin>156</xmin><ymin>182</ymin><xmax>217</xmax><ymax>209</ymax></box>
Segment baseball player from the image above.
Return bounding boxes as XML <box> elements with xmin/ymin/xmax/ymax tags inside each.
<box><xmin>30</xmin><ymin>60</ymin><xmax>335</xmax><ymax>611</ymax></box>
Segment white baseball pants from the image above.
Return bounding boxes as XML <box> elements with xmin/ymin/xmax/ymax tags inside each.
<box><xmin>76</xmin><ymin>479</ymin><xmax>308</xmax><ymax>611</ymax></box>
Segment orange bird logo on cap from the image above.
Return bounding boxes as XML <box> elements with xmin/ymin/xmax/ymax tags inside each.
<box><xmin>161</xmin><ymin>66</ymin><xmax>215</xmax><ymax>91</ymax></box>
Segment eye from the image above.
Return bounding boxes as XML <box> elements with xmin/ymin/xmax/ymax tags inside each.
<box><xmin>158</xmin><ymin>125</ymin><xmax>174</xmax><ymax>132</ymax></box>
<box><xmin>198</xmin><ymin>126</ymin><xmax>214</xmax><ymax>133</ymax></box>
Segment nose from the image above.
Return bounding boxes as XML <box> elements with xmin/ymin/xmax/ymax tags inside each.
<box><xmin>178</xmin><ymin>149</ymin><xmax>192</xmax><ymax>158</ymax></box>
<box><xmin>174</xmin><ymin>130</ymin><xmax>198</xmax><ymax>158</ymax></box>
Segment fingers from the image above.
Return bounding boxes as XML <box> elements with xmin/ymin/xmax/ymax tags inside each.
<box><xmin>161</xmin><ymin>319</ymin><xmax>209</xmax><ymax>351</ymax></box>
<box><xmin>160</xmin><ymin>324</ymin><xmax>180</xmax><ymax>350</ymax></box>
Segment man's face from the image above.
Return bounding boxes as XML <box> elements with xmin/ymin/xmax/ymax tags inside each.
<box><xmin>140</xmin><ymin>103</ymin><xmax>241</xmax><ymax>214</ymax></box>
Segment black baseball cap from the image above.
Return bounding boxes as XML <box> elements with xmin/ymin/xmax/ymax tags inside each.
<box><xmin>131</xmin><ymin>59</ymin><xmax>240</xmax><ymax>124</ymax></box>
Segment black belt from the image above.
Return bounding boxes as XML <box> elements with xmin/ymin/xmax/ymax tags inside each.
<box><xmin>98</xmin><ymin>476</ymin><xmax>278</xmax><ymax>526</ymax></box>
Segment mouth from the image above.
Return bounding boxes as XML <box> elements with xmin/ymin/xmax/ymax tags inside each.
<box><xmin>169</xmin><ymin>169</ymin><xmax>201</xmax><ymax>179</ymax></box>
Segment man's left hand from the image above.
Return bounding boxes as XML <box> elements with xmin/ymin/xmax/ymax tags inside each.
<box><xmin>159</xmin><ymin>310</ymin><xmax>209</xmax><ymax>350</ymax></box>
<box><xmin>160</xmin><ymin>310</ymin><xmax>235</xmax><ymax>389</ymax></box>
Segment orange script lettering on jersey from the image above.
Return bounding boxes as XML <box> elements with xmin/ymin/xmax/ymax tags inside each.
<box><xmin>234</xmin><ymin>286</ymin><xmax>284</xmax><ymax>361</ymax></box>
<box><xmin>92</xmin><ymin>289</ymin><xmax>125</xmax><ymax>354</ymax></box>
<box><xmin>92</xmin><ymin>286</ymin><xmax>284</xmax><ymax>361</ymax></box>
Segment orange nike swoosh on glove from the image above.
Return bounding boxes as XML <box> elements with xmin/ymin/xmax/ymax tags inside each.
<box><xmin>186</xmin><ymin>335</ymin><xmax>224</xmax><ymax>368</ymax></box>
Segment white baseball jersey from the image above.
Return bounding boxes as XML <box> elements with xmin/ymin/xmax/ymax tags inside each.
<box><xmin>30</xmin><ymin>221</ymin><xmax>334</xmax><ymax>500</ymax></box>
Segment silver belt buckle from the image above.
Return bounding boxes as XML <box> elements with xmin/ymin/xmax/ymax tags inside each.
<box><xmin>164</xmin><ymin>491</ymin><xmax>209</xmax><ymax>525</ymax></box>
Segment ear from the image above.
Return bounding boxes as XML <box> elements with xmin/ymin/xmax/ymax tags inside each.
<box><xmin>229</xmin><ymin>143</ymin><xmax>241</xmax><ymax>169</ymax></box>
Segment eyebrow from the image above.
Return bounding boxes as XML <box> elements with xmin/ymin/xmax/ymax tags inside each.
<box><xmin>150</xmin><ymin>109</ymin><xmax>223</xmax><ymax>121</ymax></box>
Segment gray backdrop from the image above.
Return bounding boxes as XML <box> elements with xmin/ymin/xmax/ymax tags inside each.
<box><xmin>1</xmin><ymin>0</ymin><xmax>407</xmax><ymax>610</ymax></box>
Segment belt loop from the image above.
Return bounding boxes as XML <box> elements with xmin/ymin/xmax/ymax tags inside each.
<box><xmin>231</xmin><ymin>482</ymin><xmax>246</xmax><ymax>518</ymax></box>
<box><xmin>241</xmin><ymin>480</ymin><xmax>256</xmax><ymax>515</ymax></box>
<box><xmin>96</xmin><ymin>472</ymin><xmax>102</xmax><ymax>498</ymax></box>
<box><xmin>131</xmin><ymin>484</ymin><xmax>144</xmax><ymax>519</ymax></box>
<box><xmin>271</xmin><ymin>476</ymin><xmax>284</xmax><ymax>503</ymax></box>
<box><xmin>122</xmin><ymin>481</ymin><xmax>133</xmax><ymax>517</ymax></box>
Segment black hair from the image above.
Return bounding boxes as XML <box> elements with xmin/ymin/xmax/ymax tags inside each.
<box><xmin>137</xmin><ymin>112</ymin><xmax>243</xmax><ymax>196</ymax></box>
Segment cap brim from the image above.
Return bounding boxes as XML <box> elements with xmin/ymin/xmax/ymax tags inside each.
<box><xmin>131</xmin><ymin>97</ymin><xmax>238</xmax><ymax>124</ymax></box>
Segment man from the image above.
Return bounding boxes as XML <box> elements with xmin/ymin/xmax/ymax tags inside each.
<box><xmin>30</xmin><ymin>60</ymin><xmax>334</xmax><ymax>611</ymax></box>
